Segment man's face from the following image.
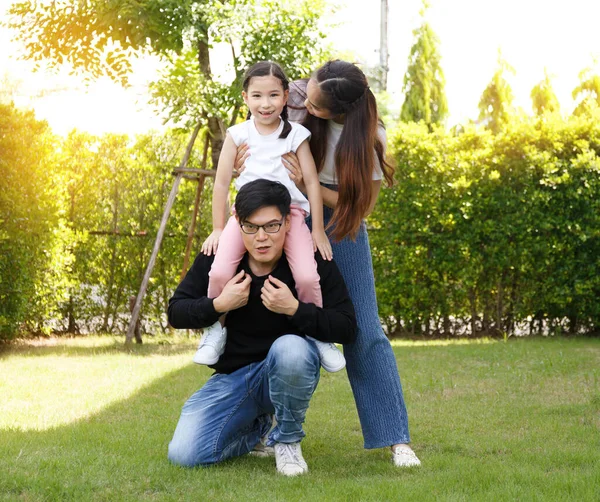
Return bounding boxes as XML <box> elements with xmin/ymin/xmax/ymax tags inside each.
<box><xmin>238</xmin><ymin>206</ymin><xmax>291</xmax><ymax>270</ymax></box>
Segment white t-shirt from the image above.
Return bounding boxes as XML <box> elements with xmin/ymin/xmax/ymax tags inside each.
<box><xmin>318</xmin><ymin>120</ymin><xmax>385</xmax><ymax>185</ymax></box>
<box><xmin>228</xmin><ymin>117</ymin><xmax>311</xmax><ymax>214</ymax></box>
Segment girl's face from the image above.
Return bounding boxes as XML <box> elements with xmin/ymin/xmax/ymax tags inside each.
<box><xmin>305</xmin><ymin>78</ymin><xmax>336</xmax><ymax>120</ymax></box>
<box><xmin>242</xmin><ymin>75</ymin><xmax>288</xmax><ymax>130</ymax></box>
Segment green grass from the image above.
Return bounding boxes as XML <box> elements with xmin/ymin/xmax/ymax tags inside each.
<box><xmin>1</xmin><ymin>336</ymin><xmax>599</xmax><ymax>501</ymax></box>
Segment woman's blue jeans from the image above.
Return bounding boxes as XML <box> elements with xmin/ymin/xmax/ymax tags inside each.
<box><xmin>308</xmin><ymin>186</ymin><xmax>411</xmax><ymax>448</ymax></box>
<box><xmin>168</xmin><ymin>335</ymin><xmax>320</xmax><ymax>467</ymax></box>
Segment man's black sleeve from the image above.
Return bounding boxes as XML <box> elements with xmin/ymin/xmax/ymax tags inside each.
<box><xmin>167</xmin><ymin>253</ymin><xmax>221</xmax><ymax>329</ymax></box>
<box><xmin>289</xmin><ymin>255</ymin><xmax>357</xmax><ymax>344</ymax></box>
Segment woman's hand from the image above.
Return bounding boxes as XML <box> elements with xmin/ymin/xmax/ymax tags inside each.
<box><xmin>234</xmin><ymin>143</ymin><xmax>250</xmax><ymax>174</ymax></box>
<box><xmin>201</xmin><ymin>229</ymin><xmax>223</xmax><ymax>256</ymax></box>
<box><xmin>282</xmin><ymin>151</ymin><xmax>306</xmax><ymax>192</ymax></box>
<box><xmin>312</xmin><ymin>229</ymin><xmax>333</xmax><ymax>261</ymax></box>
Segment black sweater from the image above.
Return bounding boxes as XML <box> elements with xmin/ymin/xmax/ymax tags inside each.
<box><xmin>168</xmin><ymin>252</ymin><xmax>357</xmax><ymax>374</ymax></box>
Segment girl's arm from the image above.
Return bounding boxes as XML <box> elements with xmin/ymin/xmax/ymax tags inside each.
<box><xmin>295</xmin><ymin>141</ymin><xmax>333</xmax><ymax>261</ymax></box>
<box><xmin>201</xmin><ymin>133</ymin><xmax>237</xmax><ymax>256</ymax></box>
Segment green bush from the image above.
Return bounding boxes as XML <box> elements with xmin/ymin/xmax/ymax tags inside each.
<box><xmin>0</xmin><ymin>104</ymin><xmax>67</xmax><ymax>338</ymax></box>
<box><xmin>0</xmin><ymin>119</ymin><xmax>211</xmax><ymax>340</ymax></box>
<box><xmin>371</xmin><ymin>113</ymin><xmax>600</xmax><ymax>336</ymax></box>
<box><xmin>54</xmin><ymin>130</ymin><xmax>210</xmax><ymax>334</ymax></box>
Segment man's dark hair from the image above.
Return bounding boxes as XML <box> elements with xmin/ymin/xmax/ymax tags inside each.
<box><xmin>235</xmin><ymin>179</ymin><xmax>291</xmax><ymax>223</ymax></box>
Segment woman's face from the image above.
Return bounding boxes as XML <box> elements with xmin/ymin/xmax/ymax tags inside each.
<box><xmin>305</xmin><ymin>79</ymin><xmax>336</xmax><ymax>120</ymax></box>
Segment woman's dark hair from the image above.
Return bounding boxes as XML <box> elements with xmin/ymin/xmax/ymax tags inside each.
<box><xmin>242</xmin><ymin>61</ymin><xmax>292</xmax><ymax>139</ymax></box>
<box><xmin>235</xmin><ymin>179</ymin><xmax>291</xmax><ymax>223</ymax></box>
<box><xmin>302</xmin><ymin>60</ymin><xmax>395</xmax><ymax>241</ymax></box>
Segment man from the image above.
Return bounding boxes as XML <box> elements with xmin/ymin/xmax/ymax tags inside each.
<box><xmin>167</xmin><ymin>179</ymin><xmax>357</xmax><ymax>476</ymax></box>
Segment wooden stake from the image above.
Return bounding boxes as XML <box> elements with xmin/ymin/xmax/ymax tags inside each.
<box><xmin>180</xmin><ymin>132</ymin><xmax>210</xmax><ymax>281</ymax></box>
<box><xmin>125</xmin><ymin>122</ymin><xmax>203</xmax><ymax>345</ymax></box>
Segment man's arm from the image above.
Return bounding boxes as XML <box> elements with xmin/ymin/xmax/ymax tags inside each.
<box><xmin>289</xmin><ymin>255</ymin><xmax>357</xmax><ymax>344</ymax></box>
<box><xmin>167</xmin><ymin>253</ymin><xmax>220</xmax><ymax>329</ymax></box>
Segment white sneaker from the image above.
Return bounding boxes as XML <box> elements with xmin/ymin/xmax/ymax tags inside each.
<box><xmin>249</xmin><ymin>440</ymin><xmax>274</xmax><ymax>458</ymax></box>
<box><xmin>274</xmin><ymin>442</ymin><xmax>308</xmax><ymax>476</ymax></box>
<box><xmin>309</xmin><ymin>337</ymin><xmax>346</xmax><ymax>372</ymax></box>
<box><xmin>392</xmin><ymin>445</ymin><xmax>421</xmax><ymax>467</ymax></box>
<box><xmin>192</xmin><ymin>322</ymin><xmax>226</xmax><ymax>365</ymax></box>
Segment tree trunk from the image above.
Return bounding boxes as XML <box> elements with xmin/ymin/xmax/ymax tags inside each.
<box><xmin>198</xmin><ymin>38</ymin><xmax>224</xmax><ymax>168</ymax></box>
<box><xmin>66</xmin><ymin>189</ymin><xmax>77</xmax><ymax>333</ymax></box>
<box><xmin>379</xmin><ymin>0</ymin><xmax>389</xmax><ymax>91</ymax></box>
<box><xmin>443</xmin><ymin>314</ymin><xmax>451</xmax><ymax>336</ymax></box>
<box><xmin>496</xmin><ymin>276</ymin><xmax>504</xmax><ymax>334</ymax></box>
<box><xmin>469</xmin><ymin>287</ymin><xmax>477</xmax><ymax>336</ymax></box>
<box><xmin>102</xmin><ymin>180</ymin><xmax>119</xmax><ymax>332</ymax></box>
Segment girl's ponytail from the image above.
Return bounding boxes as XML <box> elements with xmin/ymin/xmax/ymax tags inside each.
<box><xmin>279</xmin><ymin>104</ymin><xmax>292</xmax><ymax>139</ymax></box>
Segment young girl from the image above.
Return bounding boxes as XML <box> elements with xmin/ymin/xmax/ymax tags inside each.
<box><xmin>194</xmin><ymin>61</ymin><xmax>345</xmax><ymax>373</ymax></box>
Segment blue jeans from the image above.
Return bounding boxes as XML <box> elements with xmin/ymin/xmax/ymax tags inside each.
<box><xmin>308</xmin><ymin>186</ymin><xmax>411</xmax><ymax>448</ymax></box>
<box><xmin>168</xmin><ymin>335</ymin><xmax>321</xmax><ymax>467</ymax></box>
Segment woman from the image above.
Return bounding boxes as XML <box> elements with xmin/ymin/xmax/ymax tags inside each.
<box><xmin>237</xmin><ymin>60</ymin><xmax>420</xmax><ymax>467</ymax></box>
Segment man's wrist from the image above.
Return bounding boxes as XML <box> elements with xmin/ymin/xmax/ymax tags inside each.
<box><xmin>213</xmin><ymin>296</ymin><xmax>227</xmax><ymax>313</ymax></box>
<box><xmin>286</xmin><ymin>299</ymin><xmax>299</xmax><ymax>317</ymax></box>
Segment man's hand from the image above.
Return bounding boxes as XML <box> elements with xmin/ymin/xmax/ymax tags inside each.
<box><xmin>213</xmin><ymin>270</ymin><xmax>252</xmax><ymax>313</ymax></box>
<box><xmin>261</xmin><ymin>276</ymin><xmax>299</xmax><ymax>316</ymax></box>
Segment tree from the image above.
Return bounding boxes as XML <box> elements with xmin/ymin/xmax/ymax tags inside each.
<box><xmin>572</xmin><ymin>65</ymin><xmax>600</xmax><ymax>117</ymax></box>
<box><xmin>478</xmin><ymin>52</ymin><xmax>515</xmax><ymax>134</ymax></box>
<box><xmin>6</xmin><ymin>0</ymin><xmax>329</xmax><ymax>167</ymax></box>
<box><xmin>400</xmin><ymin>0</ymin><xmax>448</xmax><ymax>127</ymax></box>
<box><xmin>531</xmin><ymin>70</ymin><xmax>560</xmax><ymax>116</ymax></box>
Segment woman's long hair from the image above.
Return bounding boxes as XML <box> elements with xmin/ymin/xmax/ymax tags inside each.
<box><xmin>303</xmin><ymin>60</ymin><xmax>394</xmax><ymax>241</ymax></box>
<box><xmin>242</xmin><ymin>61</ymin><xmax>291</xmax><ymax>139</ymax></box>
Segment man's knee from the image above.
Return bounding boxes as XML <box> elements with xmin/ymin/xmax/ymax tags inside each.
<box><xmin>269</xmin><ymin>335</ymin><xmax>319</xmax><ymax>376</ymax></box>
<box><xmin>167</xmin><ymin>414</ymin><xmax>217</xmax><ymax>467</ymax></box>
<box><xmin>168</xmin><ymin>437</ymin><xmax>215</xmax><ymax>468</ymax></box>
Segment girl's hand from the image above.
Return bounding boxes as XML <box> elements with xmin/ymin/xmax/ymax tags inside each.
<box><xmin>234</xmin><ymin>143</ymin><xmax>250</xmax><ymax>174</ymax></box>
<box><xmin>201</xmin><ymin>229</ymin><xmax>223</xmax><ymax>256</ymax></box>
<box><xmin>312</xmin><ymin>229</ymin><xmax>333</xmax><ymax>261</ymax></box>
<box><xmin>282</xmin><ymin>152</ymin><xmax>306</xmax><ymax>192</ymax></box>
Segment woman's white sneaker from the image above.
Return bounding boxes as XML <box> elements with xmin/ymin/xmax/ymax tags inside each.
<box><xmin>392</xmin><ymin>445</ymin><xmax>421</xmax><ymax>467</ymax></box>
<box><xmin>274</xmin><ymin>442</ymin><xmax>308</xmax><ymax>476</ymax></box>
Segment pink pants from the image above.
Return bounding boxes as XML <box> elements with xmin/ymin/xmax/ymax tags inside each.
<box><xmin>207</xmin><ymin>206</ymin><xmax>322</xmax><ymax>307</ymax></box>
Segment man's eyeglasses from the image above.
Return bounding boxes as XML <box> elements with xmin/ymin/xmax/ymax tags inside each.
<box><xmin>240</xmin><ymin>219</ymin><xmax>284</xmax><ymax>235</ymax></box>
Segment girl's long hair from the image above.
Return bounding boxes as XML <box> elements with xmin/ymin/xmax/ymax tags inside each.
<box><xmin>242</xmin><ymin>61</ymin><xmax>291</xmax><ymax>139</ymax></box>
<box><xmin>303</xmin><ymin>60</ymin><xmax>394</xmax><ymax>241</ymax></box>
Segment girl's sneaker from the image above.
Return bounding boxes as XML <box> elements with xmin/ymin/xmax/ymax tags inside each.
<box><xmin>308</xmin><ymin>337</ymin><xmax>346</xmax><ymax>372</ymax></box>
<box><xmin>192</xmin><ymin>321</ymin><xmax>226</xmax><ymax>365</ymax></box>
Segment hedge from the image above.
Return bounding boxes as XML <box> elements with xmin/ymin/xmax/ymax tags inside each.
<box><xmin>370</xmin><ymin>114</ymin><xmax>600</xmax><ymax>336</ymax></box>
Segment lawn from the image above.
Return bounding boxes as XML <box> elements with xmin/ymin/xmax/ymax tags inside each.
<box><xmin>0</xmin><ymin>335</ymin><xmax>599</xmax><ymax>501</ymax></box>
